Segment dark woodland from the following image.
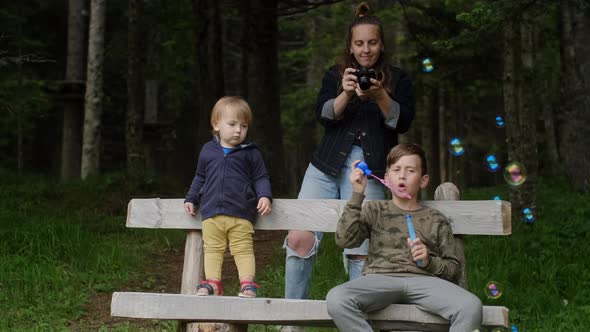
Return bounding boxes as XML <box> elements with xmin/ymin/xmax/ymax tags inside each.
<box><xmin>2</xmin><ymin>0</ymin><xmax>590</xmax><ymax>214</ymax></box>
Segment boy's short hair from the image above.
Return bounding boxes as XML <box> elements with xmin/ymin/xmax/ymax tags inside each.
<box><xmin>386</xmin><ymin>143</ymin><xmax>428</xmax><ymax>175</ymax></box>
<box><xmin>210</xmin><ymin>96</ymin><xmax>253</xmax><ymax>129</ymax></box>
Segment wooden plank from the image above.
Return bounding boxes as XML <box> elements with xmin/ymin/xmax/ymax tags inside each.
<box><xmin>434</xmin><ymin>182</ymin><xmax>468</xmax><ymax>290</ymax></box>
<box><xmin>179</xmin><ymin>231</ymin><xmax>203</xmax><ymax>332</ymax></box>
<box><xmin>127</xmin><ymin>198</ymin><xmax>511</xmax><ymax>235</ymax></box>
<box><xmin>111</xmin><ymin>292</ymin><xmax>509</xmax><ymax>329</ymax></box>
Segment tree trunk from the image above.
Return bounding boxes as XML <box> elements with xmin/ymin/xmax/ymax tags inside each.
<box><xmin>503</xmin><ymin>16</ymin><xmax>521</xmax><ymax>215</ymax></box>
<box><xmin>559</xmin><ymin>0</ymin><xmax>590</xmax><ymax>193</ymax></box>
<box><xmin>534</xmin><ymin>17</ymin><xmax>560</xmax><ymax>176</ymax></box>
<box><xmin>515</xmin><ymin>12</ymin><xmax>538</xmax><ymax>218</ymax></box>
<box><xmin>81</xmin><ymin>0</ymin><xmax>106</xmax><ymax>179</ymax></box>
<box><xmin>438</xmin><ymin>82</ymin><xmax>447</xmax><ymax>183</ymax></box>
<box><xmin>191</xmin><ymin>0</ymin><xmax>225</xmax><ymax>147</ymax></box>
<box><xmin>126</xmin><ymin>0</ymin><xmax>145</xmax><ymax>181</ymax></box>
<box><xmin>453</xmin><ymin>91</ymin><xmax>466</xmax><ymax>190</ymax></box>
<box><xmin>419</xmin><ymin>90</ymin><xmax>434</xmax><ymax>199</ymax></box>
<box><xmin>541</xmin><ymin>100</ymin><xmax>560</xmax><ymax>175</ymax></box>
<box><xmin>503</xmin><ymin>10</ymin><xmax>539</xmax><ymax>217</ymax></box>
<box><xmin>239</xmin><ymin>1</ymin><xmax>250</xmax><ymax>98</ymax></box>
<box><xmin>247</xmin><ymin>0</ymin><xmax>285</xmax><ymax>195</ymax></box>
<box><xmin>61</xmin><ymin>0</ymin><xmax>86</xmax><ymax>180</ymax></box>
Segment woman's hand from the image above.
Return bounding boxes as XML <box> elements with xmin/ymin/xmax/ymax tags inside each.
<box><xmin>342</xmin><ymin>68</ymin><xmax>359</xmax><ymax>97</ymax></box>
<box><xmin>357</xmin><ymin>77</ymin><xmax>386</xmax><ymax>100</ymax></box>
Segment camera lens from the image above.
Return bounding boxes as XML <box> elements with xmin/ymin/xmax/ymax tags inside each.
<box><xmin>359</xmin><ymin>77</ymin><xmax>371</xmax><ymax>90</ymax></box>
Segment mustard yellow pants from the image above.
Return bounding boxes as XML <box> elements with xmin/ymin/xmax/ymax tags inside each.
<box><xmin>202</xmin><ymin>215</ymin><xmax>255</xmax><ymax>280</ymax></box>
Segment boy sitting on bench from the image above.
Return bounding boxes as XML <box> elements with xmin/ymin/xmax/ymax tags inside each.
<box><xmin>326</xmin><ymin>143</ymin><xmax>482</xmax><ymax>331</ymax></box>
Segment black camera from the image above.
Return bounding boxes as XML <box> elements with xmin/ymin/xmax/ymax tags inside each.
<box><xmin>353</xmin><ymin>67</ymin><xmax>376</xmax><ymax>91</ymax></box>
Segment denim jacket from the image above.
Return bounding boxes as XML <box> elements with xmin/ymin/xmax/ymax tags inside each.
<box><xmin>185</xmin><ymin>137</ymin><xmax>272</xmax><ymax>223</ymax></box>
<box><xmin>311</xmin><ymin>65</ymin><xmax>415</xmax><ymax>178</ymax></box>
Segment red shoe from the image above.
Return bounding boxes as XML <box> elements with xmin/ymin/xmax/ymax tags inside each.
<box><xmin>238</xmin><ymin>280</ymin><xmax>260</xmax><ymax>298</ymax></box>
<box><xmin>196</xmin><ymin>279</ymin><xmax>223</xmax><ymax>296</ymax></box>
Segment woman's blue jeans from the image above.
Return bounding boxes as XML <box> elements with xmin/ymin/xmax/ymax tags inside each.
<box><xmin>284</xmin><ymin>145</ymin><xmax>385</xmax><ymax>299</ymax></box>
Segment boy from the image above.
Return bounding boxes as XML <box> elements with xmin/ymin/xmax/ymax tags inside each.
<box><xmin>326</xmin><ymin>143</ymin><xmax>482</xmax><ymax>331</ymax></box>
<box><xmin>184</xmin><ymin>96</ymin><xmax>272</xmax><ymax>298</ymax></box>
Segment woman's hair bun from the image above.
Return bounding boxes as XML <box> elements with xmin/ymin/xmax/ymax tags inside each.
<box><xmin>355</xmin><ymin>2</ymin><xmax>371</xmax><ymax>17</ymax></box>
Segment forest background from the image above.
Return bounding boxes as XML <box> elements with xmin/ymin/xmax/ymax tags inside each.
<box><xmin>1</xmin><ymin>0</ymin><xmax>590</xmax><ymax>331</ymax></box>
<box><xmin>2</xmin><ymin>0</ymin><xmax>590</xmax><ymax>208</ymax></box>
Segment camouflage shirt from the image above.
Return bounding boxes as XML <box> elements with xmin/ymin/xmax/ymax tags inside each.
<box><xmin>336</xmin><ymin>192</ymin><xmax>463</xmax><ymax>284</ymax></box>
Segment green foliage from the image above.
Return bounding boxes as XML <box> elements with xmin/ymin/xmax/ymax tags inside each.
<box><xmin>142</xmin><ymin>0</ymin><xmax>196</xmax><ymax>118</ymax></box>
<box><xmin>0</xmin><ymin>3</ymin><xmax>54</xmax><ymax>168</ymax></box>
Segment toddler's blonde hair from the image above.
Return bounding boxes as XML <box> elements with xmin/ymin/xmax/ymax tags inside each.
<box><xmin>210</xmin><ymin>96</ymin><xmax>253</xmax><ymax>132</ymax></box>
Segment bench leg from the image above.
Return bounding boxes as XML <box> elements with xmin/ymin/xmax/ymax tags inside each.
<box><xmin>177</xmin><ymin>231</ymin><xmax>247</xmax><ymax>332</ymax></box>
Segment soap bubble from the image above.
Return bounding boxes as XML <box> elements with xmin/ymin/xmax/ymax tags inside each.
<box><xmin>485</xmin><ymin>154</ymin><xmax>500</xmax><ymax>172</ymax></box>
<box><xmin>493</xmin><ymin>195</ymin><xmax>501</xmax><ymax>200</ymax></box>
<box><xmin>449</xmin><ymin>137</ymin><xmax>465</xmax><ymax>156</ymax></box>
<box><xmin>495</xmin><ymin>115</ymin><xmax>505</xmax><ymax>128</ymax></box>
<box><xmin>485</xmin><ymin>280</ymin><xmax>503</xmax><ymax>299</ymax></box>
<box><xmin>503</xmin><ymin>162</ymin><xmax>527</xmax><ymax>186</ymax></box>
<box><xmin>421</xmin><ymin>58</ymin><xmax>434</xmax><ymax>73</ymax></box>
<box><xmin>522</xmin><ymin>207</ymin><xmax>535</xmax><ymax>223</ymax></box>
<box><xmin>511</xmin><ymin>325</ymin><xmax>519</xmax><ymax>332</ymax></box>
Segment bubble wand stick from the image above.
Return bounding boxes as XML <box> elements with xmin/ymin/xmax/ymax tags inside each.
<box><xmin>355</xmin><ymin>161</ymin><xmax>412</xmax><ymax>199</ymax></box>
<box><xmin>405</xmin><ymin>214</ymin><xmax>423</xmax><ymax>267</ymax></box>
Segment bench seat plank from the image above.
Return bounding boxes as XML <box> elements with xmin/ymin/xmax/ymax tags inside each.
<box><xmin>111</xmin><ymin>292</ymin><xmax>508</xmax><ymax>330</ymax></box>
<box><xmin>127</xmin><ymin>198</ymin><xmax>511</xmax><ymax>235</ymax></box>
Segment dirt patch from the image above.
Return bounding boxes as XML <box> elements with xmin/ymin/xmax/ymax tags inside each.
<box><xmin>69</xmin><ymin>230</ymin><xmax>286</xmax><ymax>331</ymax></box>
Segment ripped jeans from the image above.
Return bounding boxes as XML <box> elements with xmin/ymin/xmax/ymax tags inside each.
<box><xmin>284</xmin><ymin>146</ymin><xmax>385</xmax><ymax>299</ymax></box>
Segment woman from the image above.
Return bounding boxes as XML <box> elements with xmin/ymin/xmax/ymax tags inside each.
<box><xmin>283</xmin><ymin>2</ymin><xmax>416</xmax><ymax>302</ymax></box>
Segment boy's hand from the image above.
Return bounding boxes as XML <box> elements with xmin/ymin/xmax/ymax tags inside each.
<box><xmin>257</xmin><ymin>197</ymin><xmax>272</xmax><ymax>216</ymax></box>
<box><xmin>407</xmin><ymin>238</ymin><xmax>429</xmax><ymax>266</ymax></box>
<box><xmin>184</xmin><ymin>202</ymin><xmax>196</xmax><ymax>216</ymax></box>
<box><xmin>349</xmin><ymin>160</ymin><xmax>367</xmax><ymax>194</ymax></box>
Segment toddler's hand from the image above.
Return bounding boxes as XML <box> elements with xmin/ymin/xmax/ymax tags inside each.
<box><xmin>257</xmin><ymin>197</ymin><xmax>272</xmax><ymax>216</ymax></box>
<box><xmin>184</xmin><ymin>202</ymin><xmax>195</xmax><ymax>216</ymax></box>
<box><xmin>407</xmin><ymin>238</ymin><xmax>429</xmax><ymax>266</ymax></box>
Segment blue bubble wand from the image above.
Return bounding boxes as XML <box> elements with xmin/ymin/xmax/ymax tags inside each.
<box><xmin>405</xmin><ymin>214</ymin><xmax>423</xmax><ymax>267</ymax></box>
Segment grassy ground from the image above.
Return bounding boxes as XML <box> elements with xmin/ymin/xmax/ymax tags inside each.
<box><xmin>461</xmin><ymin>179</ymin><xmax>590</xmax><ymax>331</ymax></box>
<box><xmin>1</xmin><ymin>171</ymin><xmax>588</xmax><ymax>331</ymax></box>
<box><xmin>0</xmin><ymin>171</ymin><xmax>185</xmax><ymax>331</ymax></box>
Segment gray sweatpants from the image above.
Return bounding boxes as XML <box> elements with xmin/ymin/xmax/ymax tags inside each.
<box><xmin>326</xmin><ymin>274</ymin><xmax>482</xmax><ymax>332</ymax></box>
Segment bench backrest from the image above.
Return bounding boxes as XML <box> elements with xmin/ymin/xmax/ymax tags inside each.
<box><xmin>126</xmin><ymin>198</ymin><xmax>511</xmax><ymax>235</ymax></box>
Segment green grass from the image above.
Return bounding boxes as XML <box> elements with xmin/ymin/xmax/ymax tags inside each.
<box><xmin>1</xmin><ymin>171</ymin><xmax>588</xmax><ymax>331</ymax></box>
<box><xmin>0</xmin><ymin>171</ymin><xmax>184</xmax><ymax>331</ymax></box>
<box><xmin>461</xmin><ymin>179</ymin><xmax>590</xmax><ymax>331</ymax></box>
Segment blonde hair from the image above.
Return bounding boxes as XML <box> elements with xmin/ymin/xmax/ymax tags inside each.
<box><xmin>210</xmin><ymin>96</ymin><xmax>253</xmax><ymax>132</ymax></box>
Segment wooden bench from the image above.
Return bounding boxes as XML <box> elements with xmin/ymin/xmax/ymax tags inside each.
<box><xmin>111</xmin><ymin>183</ymin><xmax>511</xmax><ymax>331</ymax></box>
